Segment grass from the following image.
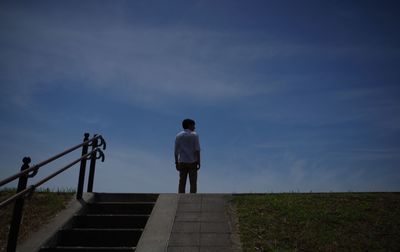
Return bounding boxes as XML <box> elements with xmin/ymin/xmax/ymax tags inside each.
<box><xmin>234</xmin><ymin>193</ymin><xmax>400</xmax><ymax>252</ymax></box>
<box><xmin>0</xmin><ymin>188</ymin><xmax>74</xmax><ymax>252</ymax></box>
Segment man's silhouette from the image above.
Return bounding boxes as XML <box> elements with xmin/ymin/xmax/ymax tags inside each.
<box><xmin>174</xmin><ymin>119</ymin><xmax>201</xmax><ymax>193</ymax></box>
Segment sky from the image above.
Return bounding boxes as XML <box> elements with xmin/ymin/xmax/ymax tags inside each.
<box><xmin>1</xmin><ymin>1</ymin><xmax>399</xmax><ymax>193</ymax></box>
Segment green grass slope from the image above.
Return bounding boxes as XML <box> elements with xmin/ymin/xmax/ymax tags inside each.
<box><xmin>0</xmin><ymin>189</ymin><xmax>74</xmax><ymax>252</ymax></box>
<box><xmin>234</xmin><ymin>193</ymin><xmax>400</xmax><ymax>252</ymax></box>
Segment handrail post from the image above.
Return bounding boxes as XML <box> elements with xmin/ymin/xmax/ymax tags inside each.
<box><xmin>76</xmin><ymin>133</ymin><xmax>89</xmax><ymax>200</ymax></box>
<box><xmin>87</xmin><ymin>135</ymin><xmax>98</xmax><ymax>192</ymax></box>
<box><xmin>7</xmin><ymin>157</ymin><xmax>31</xmax><ymax>252</ymax></box>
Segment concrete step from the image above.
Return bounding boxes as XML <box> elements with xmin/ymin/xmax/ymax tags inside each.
<box><xmin>35</xmin><ymin>193</ymin><xmax>159</xmax><ymax>252</ymax></box>
<box><xmin>57</xmin><ymin>229</ymin><xmax>142</xmax><ymax>247</ymax></box>
<box><xmin>40</xmin><ymin>246</ymin><xmax>135</xmax><ymax>252</ymax></box>
<box><xmin>85</xmin><ymin>202</ymin><xmax>155</xmax><ymax>215</ymax></box>
<box><xmin>93</xmin><ymin>193</ymin><xmax>158</xmax><ymax>203</ymax></box>
<box><xmin>72</xmin><ymin>215</ymin><xmax>149</xmax><ymax>229</ymax></box>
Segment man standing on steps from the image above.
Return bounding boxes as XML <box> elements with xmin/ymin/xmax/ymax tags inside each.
<box><xmin>174</xmin><ymin>118</ymin><xmax>201</xmax><ymax>193</ymax></box>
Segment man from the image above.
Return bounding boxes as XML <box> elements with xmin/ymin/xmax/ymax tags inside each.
<box><xmin>174</xmin><ymin>118</ymin><xmax>201</xmax><ymax>193</ymax></box>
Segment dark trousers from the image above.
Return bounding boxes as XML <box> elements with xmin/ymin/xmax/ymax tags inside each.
<box><xmin>178</xmin><ymin>163</ymin><xmax>198</xmax><ymax>193</ymax></box>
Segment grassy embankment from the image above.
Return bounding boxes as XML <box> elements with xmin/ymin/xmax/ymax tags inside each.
<box><xmin>234</xmin><ymin>193</ymin><xmax>400</xmax><ymax>251</ymax></box>
<box><xmin>0</xmin><ymin>189</ymin><xmax>74</xmax><ymax>252</ymax></box>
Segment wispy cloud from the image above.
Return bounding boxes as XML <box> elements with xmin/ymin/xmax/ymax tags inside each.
<box><xmin>8</xmin><ymin>5</ymin><xmax>398</xmax><ymax>110</ymax></box>
<box><xmin>1</xmin><ymin>9</ymin><xmax>277</xmax><ymax>109</ymax></box>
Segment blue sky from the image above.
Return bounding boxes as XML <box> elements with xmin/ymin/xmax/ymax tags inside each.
<box><xmin>1</xmin><ymin>1</ymin><xmax>399</xmax><ymax>193</ymax></box>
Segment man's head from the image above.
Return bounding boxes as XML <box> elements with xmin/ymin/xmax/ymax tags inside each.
<box><xmin>182</xmin><ymin>118</ymin><xmax>196</xmax><ymax>131</ymax></box>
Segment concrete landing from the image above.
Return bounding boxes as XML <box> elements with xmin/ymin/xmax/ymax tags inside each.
<box><xmin>136</xmin><ymin>194</ymin><xmax>242</xmax><ymax>252</ymax></box>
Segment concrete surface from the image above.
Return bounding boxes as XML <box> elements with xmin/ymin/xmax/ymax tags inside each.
<box><xmin>136</xmin><ymin>194</ymin><xmax>179</xmax><ymax>252</ymax></box>
<box><xmin>166</xmin><ymin>194</ymin><xmax>242</xmax><ymax>252</ymax></box>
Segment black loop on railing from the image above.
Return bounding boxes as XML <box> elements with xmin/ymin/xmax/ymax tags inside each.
<box><xmin>27</xmin><ymin>168</ymin><xmax>38</xmax><ymax>178</ymax></box>
<box><xmin>90</xmin><ymin>134</ymin><xmax>98</xmax><ymax>146</ymax></box>
<box><xmin>85</xmin><ymin>148</ymin><xmax>105</xmax><ymax>162</ymax></box>
<box><xmin>22</xmin><ymin>157</ymin><xmax>37</xmax><ymax>178</ymax></box>
<box><xmin>98</xmin><ymin>135</ymin><xmax>107</xmax><ymax>150</ymax></box>
<box><xmin>96</xmin><ymin>148</ymin><xmax>105</xmax><ymax>162</ymax></box>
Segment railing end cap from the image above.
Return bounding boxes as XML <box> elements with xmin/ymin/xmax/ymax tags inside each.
<box><xmin>22</xmin><ymin>157</ymin><xmax>31</xmax><ymax>164</ymax></box>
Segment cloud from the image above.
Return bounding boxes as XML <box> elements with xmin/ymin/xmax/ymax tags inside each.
<box><xmin>341</xmin><ymin>148</ymin><xmax>400</xmax><ymax>161</ymax></box>
<box><xmin>1</xmin><ymin>8</ymin><xmax>278</xmax><ymax>109</ymax></box>
<box><xmin>4</xmin><ymin>3</ymin><xmax>397</xmax><ymax>112</ymax></box>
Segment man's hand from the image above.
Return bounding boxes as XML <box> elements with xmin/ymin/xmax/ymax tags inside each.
<box><xmin>175</xmin><ymin>162</ymin><xmax>180</xmax><ymax>171</ymax></box>
<box><xmin>196</xmin><ymin>162</ymin><xmax>201</xmax><ymax>170</ymax></box>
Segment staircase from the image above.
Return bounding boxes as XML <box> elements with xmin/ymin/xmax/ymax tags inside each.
<box><xmin>39</xmin><ymin>193</ymin><xmax>158</xmax><ymax>252</ymax></box>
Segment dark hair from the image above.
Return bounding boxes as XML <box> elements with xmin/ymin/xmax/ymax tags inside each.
<box><xmin>182</xmin><ymin>118</ymin><xmax>195</xmax><ymax>129</ymax></box>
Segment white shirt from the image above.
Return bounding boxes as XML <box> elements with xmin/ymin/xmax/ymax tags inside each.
<box><xmin>175</xmin><ymin>129</ymin><xmax>201</xmax><ymax>163</ymax></box>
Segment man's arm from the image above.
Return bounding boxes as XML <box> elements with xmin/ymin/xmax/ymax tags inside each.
<box><xmin>194</xmin><ymin>134</ymin><xmax>201</xmax><ymax>170</ymax></box>
<box><xmin>174</xmin><ymin>154</ymin><xmax>178</xmax><ymax>164</ymax></box>
<box><xmin>195</xmin><ymin>150</ymin><xmax>200</xmax><ymax>170</ymax></box>
<box><xmin>175</xmin><ymin>155</ymin><xmax>180</xmax><ymax>170</ymax></box>
<box><xmin>174</xmin><ymin>138</ymin><xmax>180</xmax><ymax>170</ymax></box>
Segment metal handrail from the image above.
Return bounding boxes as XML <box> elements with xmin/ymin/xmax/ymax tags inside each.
<box><xmin>0</xmin><ymin>133</ymin><xmax>107</xmax><ymax>252</ymax></box>
<box><xmin>0</xmin><ymin>135</ymin><xmax>105</xmax><ymax>187</ymax></box>
<box><xmin>0</xmin><ymin>147</ymin><xmax>105</xmax><ymax>209</ymax></box>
